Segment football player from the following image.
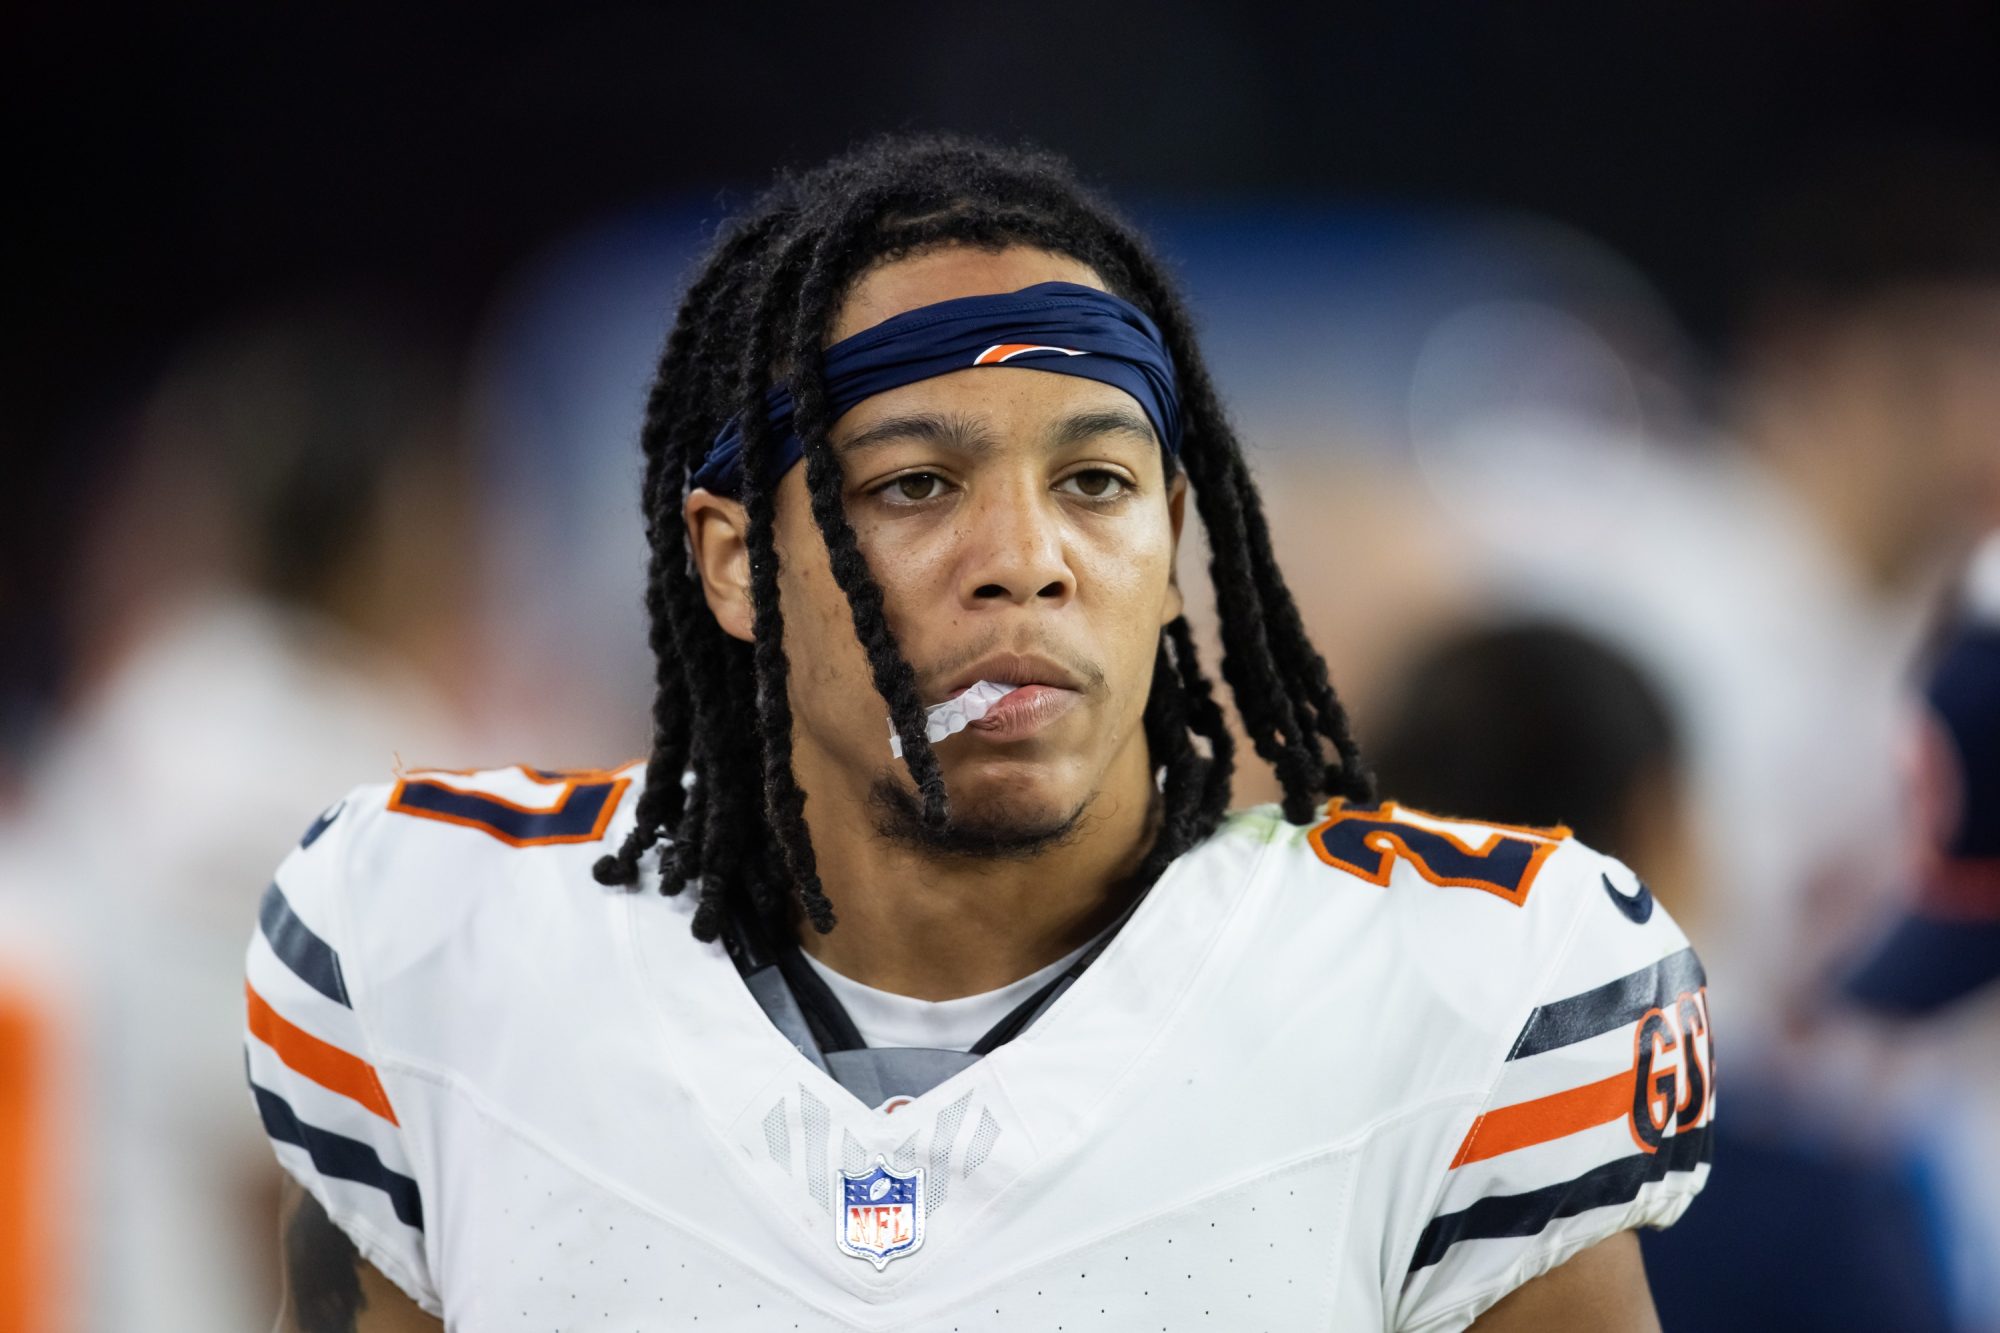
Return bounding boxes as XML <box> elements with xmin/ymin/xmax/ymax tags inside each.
<box><xmin>246</xmin><ymin>136</ymin><xmax>1712</xmax><ymax>1331</ymax></box>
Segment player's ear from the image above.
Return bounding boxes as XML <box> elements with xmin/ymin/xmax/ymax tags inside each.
<box><xmin>685</xmin><ymin>489</ymin><xmax>755</xmax><ymax>643</ymax></box>
<box><xmin>1161</xmin><ymin>468</ymin><xmax>1188</xmax><ymax>625</ymax></box>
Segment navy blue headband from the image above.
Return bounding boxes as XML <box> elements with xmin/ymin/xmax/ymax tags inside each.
<box><xmin>691</xmin><ymin>281</ymin><xmax>1181</xmax><ymax>495</ymax></box>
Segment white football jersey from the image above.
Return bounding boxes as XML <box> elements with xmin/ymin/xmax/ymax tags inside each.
<box><xmin>244</xmin><ymin>764</ymin><xmax>1712</xmax><ymax>1331</ymax></box>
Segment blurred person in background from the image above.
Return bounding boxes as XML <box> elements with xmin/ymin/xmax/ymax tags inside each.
<box><xmin>1374</xmin><ymin>142</ymin><xmax>2000</xmax><ymax>1056</ymax></box>
<box><xmin>0</xmin><ymin>302</ymin><xmax>479</xmax><ymax>1331</ymax></box>
<box><xmin>1846</xmin><ymin>533</ymin><xmax>2000</xmax><ymax>1020</ymax></box>
<box><xmin>1367</xmin><ymin>621</ymin><xmax>1694</xmax><ymax>927</ymax></box>
<box><xmin>1709</xmin><ymin>143</ymin><xmax>2000</xmax><ymax>1021</ymax></box>
<box><xmin>1369</xmin><ymin>617</ymin><xmax>1958</xmax><ymax>1331</ymax></box>
<box><xmin>1839</xmin><ymin>529</ymin><xmax>2000</xmax><ymax>1330</ymax></box>
<box><xmin>1337</xmin><ymin>145</ymin><xmax>2000</xmax><ymax>1328</ymax></box>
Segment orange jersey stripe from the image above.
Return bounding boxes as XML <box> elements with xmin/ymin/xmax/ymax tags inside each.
<box><xmin>1451</xmin><ymin>1070</ymin><xmax>1629</xmax><ymax>1168</ymax></box>
<box><xmin>245</xmin><ymin>983</ymin><xmax>399</xmax><ymax>1126</ymax></box>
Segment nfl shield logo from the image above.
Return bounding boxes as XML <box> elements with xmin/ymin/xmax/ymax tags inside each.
<box><xmin>836</xmin><ymin>1156</ymin><xmax>925</xmax><ymax>1270</ymax></box>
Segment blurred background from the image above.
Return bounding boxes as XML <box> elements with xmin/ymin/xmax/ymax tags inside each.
<box><xmin>5</xmin><ymin>5</ymin><xmax>1999</xmax><ymax>1330</ymax></box>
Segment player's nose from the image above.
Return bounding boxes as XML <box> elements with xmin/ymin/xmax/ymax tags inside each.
<box><xmin>957</xmin><ymin>482</ymin><xmax>1073</xmax><ymax>609</ymax></box>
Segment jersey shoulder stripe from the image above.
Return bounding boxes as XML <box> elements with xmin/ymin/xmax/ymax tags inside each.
<box><xmin>1411</xmin><ymin>1126</ymin><xmax>1711</xmax><ymax>1271</ymax></box>
<box><xmin>1443</xmin><ymin>946</ymin><xmax>1711</xmax><ymax>1169</ymax></box>
<box><xmin>257</xmin><ymin>880</ymin><xmax>351</xmax><ymax>1008</ymax></box>
<box><xmin>1510</xmin><ymin>946</ymin><xmax>1706</xmax><ymax>1060</ymax></box>
<box><xmin>245</xmin><ymin>981</ymin><xmax>397</xmax><ymax>1123</ymax></box>
<box><xmin>251</xmin><ymin>1080</ymin><xmax>425</xmax><ymax>1231</ymax></box>
<box><xmin>1390</xmin><ymin>839</ymin><xmax>1713</xmax><ymax>1329</ymax></box>
<box><xmin>1448</xmin><ymin>1071</ymin><xmax>1631</xmax><ymax>1168</ymax></box>
<box><xmin>244</xmin><ymin>784</ymin><xmax>440</xmax><ymax>1308</ymax></box>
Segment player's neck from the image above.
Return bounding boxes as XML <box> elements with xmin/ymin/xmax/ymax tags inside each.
<box><xmin>792</xmin><ymin>751</ymin><xmax>1160</xmax><ymax>1002</ymax></box>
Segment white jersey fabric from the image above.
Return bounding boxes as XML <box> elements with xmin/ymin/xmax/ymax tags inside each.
<box><xmin>243</xmin><ymin>763</ymin><xmax>1713</xmax><ymax>1331</ymax></box>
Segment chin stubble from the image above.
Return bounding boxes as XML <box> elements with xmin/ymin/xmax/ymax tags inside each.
<box><xmin>866</xmin><ymin>776</ymin><xmax>1091</xmax><ymax>861</ymax></box>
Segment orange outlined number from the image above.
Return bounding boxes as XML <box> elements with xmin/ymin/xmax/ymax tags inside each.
<box><xmin>1672</xmin><ymin>990</ymin><xmax>1712</xmax><ymax>1133</ymax></box>
<box><xmin>1307</xmin><ymin>800</ymin><xmax>1569</xmax><ymax>907</ymax></box>
<box><xmin>1629</xmin><ymin>988</ymin><xmax>1714</xmax><ymax>1153</ymax></box>
<box><xmin>388</xmin><ymin>765</ymin><xmax>632</xmax><ymax>848</ymax></box>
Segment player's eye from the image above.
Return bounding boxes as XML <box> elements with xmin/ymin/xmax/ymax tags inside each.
<box><xmin>1058</xmin><ymin>469</ymin><xmax>1129</xmax><ymax>500</ymax></box>
<box><xmin>882</xmin><ymin>472</ymin><xmax>948</xmax><ymax>503</ymax></box>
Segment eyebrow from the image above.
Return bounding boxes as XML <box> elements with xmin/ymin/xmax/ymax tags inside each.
<box><xmin>834</xmin><ymin>406</ymin><xmax>1158</xmax><ymax>458</ymax></box>
<box><xmin>836</xmin><ymin>411</ymin><xmax>995</xmax><ymax>458</ymax></box>
<box><xmin>1049</xmin><ymin>407</ymin><xmax>1157</xmax><ymax>451</ymax></box>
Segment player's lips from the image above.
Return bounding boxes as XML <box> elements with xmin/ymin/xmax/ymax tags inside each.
<box><xmin>929</xmin><ymin>652</ymin><xmax>1089</xmax><ymax>744</ymax></box>
<box><xmin>964</xmin><ymin>682</ymin><xmax>1081</xmax><ymax>740</ymax></box>
<box><xmin>937</xmin><ymin>653</ymin><xmax>1087</xmax><ymax>700</ymax></box>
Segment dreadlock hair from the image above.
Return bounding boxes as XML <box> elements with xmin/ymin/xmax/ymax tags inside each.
<box><xmin>593</xmin><ymin>133</ymin><xmax>1373</xmax><ymax>942</ymax></box>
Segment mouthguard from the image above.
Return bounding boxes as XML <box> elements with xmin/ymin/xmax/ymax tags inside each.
<box><xmin>889</xmin><ymin>680</ymin><xmax>1020</xmax><ymax>758</ymax></box>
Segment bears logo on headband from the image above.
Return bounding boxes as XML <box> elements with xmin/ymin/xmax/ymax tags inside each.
<box><xmin>692</xmin><ymin>282</ymin><xmax>1181</xmax><ymax>496</ymax></box>
<box><xmin>973</xmin><ymin>344</ymin><xmax>1087</xmax><ymax>365</ymax></box>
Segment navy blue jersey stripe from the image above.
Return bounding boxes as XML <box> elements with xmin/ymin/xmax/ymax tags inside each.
<box><xmin>252</xmin><ymin>1081</ymin><xmax>424</xmax><ymax>1231</ymax></box>
<box><xmin>1509</xmin><ymin>947</ymin><xmax>1706</xmax><ymax>1061</ymax></box>
<box><xmin>1409</xmin><ymin>1125</ymin><xmax>1711</xmax><ymax>1272</ymax></box>
<box><xmin>258</xmin><ymin>882</ymin><xmax>351</xmax><ymax>1008</ymax></box>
